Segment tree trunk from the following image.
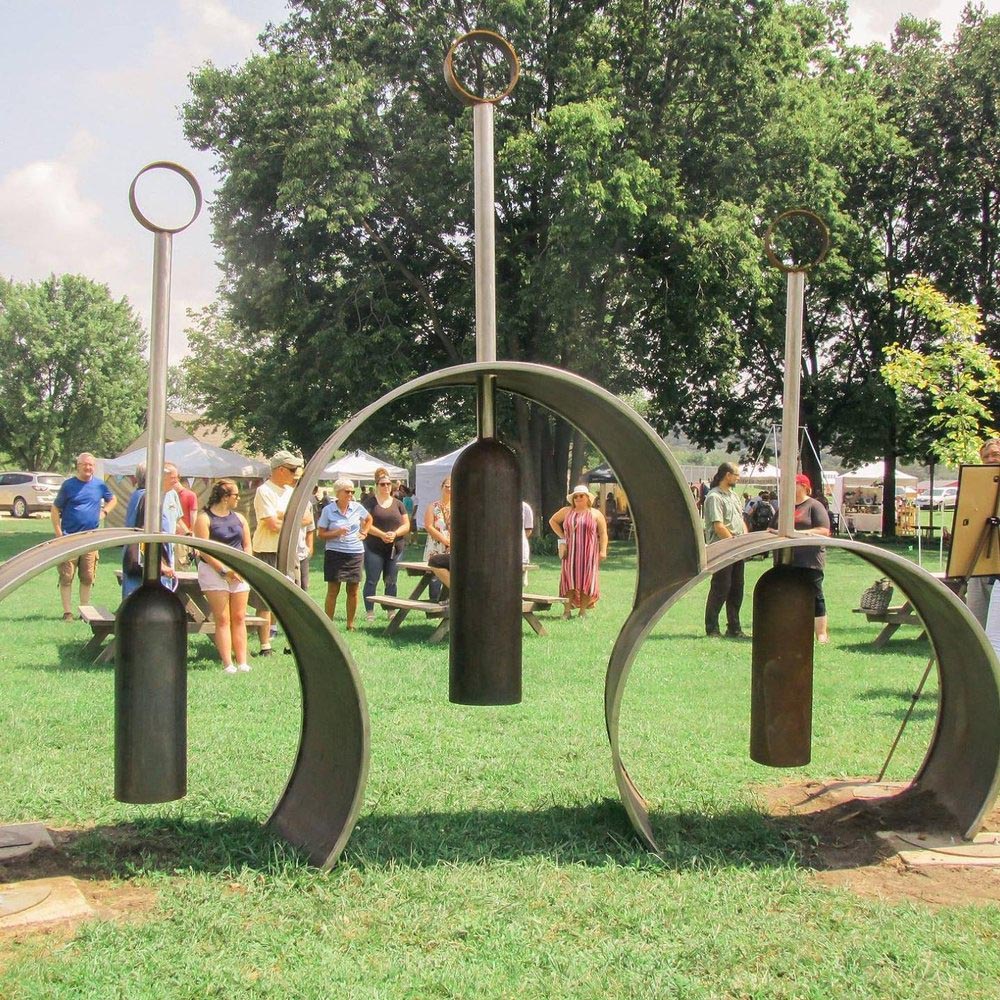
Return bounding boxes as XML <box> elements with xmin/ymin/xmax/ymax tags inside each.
<box><xmin>882</xmin><ymin>411</ymin><xmax>898</xmax><ymax>538</ymax></box>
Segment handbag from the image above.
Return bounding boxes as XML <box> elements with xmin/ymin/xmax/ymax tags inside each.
<box><xmin>859</xmin><ymin>578</ymin><xmax>894</xmax><ymax>614</ymax></box>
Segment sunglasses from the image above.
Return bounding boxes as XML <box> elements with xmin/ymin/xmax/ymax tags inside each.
<box><xmin>377</xmin><ymin>481</ymin><xmax>391</xmax><ymax>486</ymax></box>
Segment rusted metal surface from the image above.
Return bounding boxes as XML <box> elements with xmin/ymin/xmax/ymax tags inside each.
<box><xmin>750</xmin><ymin>565</ymin><xmax>815</xmax><ymax>767</ymax></box>
<box><xmin>0</xmin><ymin>530</ymin><xmax>369</xmax><ymax>869</ymax></box>
<box><xmin>450</xmin><ymin>438</ymin><xmax>523</xmax><ymax>705</ymax></box>
<box><xmin>115</xmin><ymin>580</ymin><xmax>188</xmax><ymax>802</ymax></box>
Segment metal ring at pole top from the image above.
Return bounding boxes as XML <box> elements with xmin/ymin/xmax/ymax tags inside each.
<box><xmin>444</xmin><ymin>30</ymin><xmax>520</xmax><ymax>106</ymax></box>
<box><xmin>763</xmin><ymin>208</ymin><xmax>830</xmax><ymax>273</ymax></box>
<box><xmin>129</xmin><ymin>161</ymin><xmax>203</xmax><ymax>235</ymax></box>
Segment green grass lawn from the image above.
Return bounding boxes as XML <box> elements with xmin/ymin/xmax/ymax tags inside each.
<box><xmin>1</xmin><ymin>515</ymin><xmax>997</xmax><ymax>998</ymax></box>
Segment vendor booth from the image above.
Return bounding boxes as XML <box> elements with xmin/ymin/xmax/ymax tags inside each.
<box><xmin>835</xmin><ymin>462</ymin><xmax>917</xmax><ymax>534</ymax></box>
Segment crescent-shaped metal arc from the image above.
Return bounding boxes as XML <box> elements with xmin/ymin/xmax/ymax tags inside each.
<box><xmin>607</xmin><ymin>532</ymin><xmax>1000</xmax><ymax>853</ymax></box>
<box><xmin>0</xmin><ymin>529</ymin><xmax>369</xmax><ymax>869</ymax></box>
<box><xmin>277</xmin><ymin>361</ymin><xmax>706</xmax><ymax>609</ymax></box>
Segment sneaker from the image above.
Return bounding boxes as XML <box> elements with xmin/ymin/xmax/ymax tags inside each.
<box><xmin>725</xmin><ymin>629</ymin><xmax>750</xmax><ymax>640</ymax></box>
<box><xmin>256</xmin><ymin>647</ymin><xmax>273</xmax><ymax>657</ymax></box>
<box><xmin>237</xmin><ymin>662</ymin><xmax>251</xmax><ymax>672</ymax></box>
<box><xmin>365</xmin><ymin>611</ymin><xmax>375</xmax><ymax>623</ymax></box>
<box><xmin>705</xmin><ymin>628</ymin><xmax>721</xmax><ymax>637</ymax></box>
<box><xmin>223</xmin><ymin>664</ymin><xmax>238</xmax><ymax>674</ymax></box>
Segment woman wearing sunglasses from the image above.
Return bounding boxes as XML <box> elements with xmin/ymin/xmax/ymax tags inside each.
<box><xmin>361</xmin><ymin>467</ymin><xmax>410</xmax><ymax>622</ymax></box>
<box><xmin>317</xmin><ymin>478</ymin><xmax>372</xmax><ymax>631</ymax></box>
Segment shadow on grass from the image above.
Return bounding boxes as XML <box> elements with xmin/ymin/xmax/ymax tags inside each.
<box><xmin>837</xmin><ymin>637</ymin><xmax>930</xmax><ymax>656</ymax></box>
<box><xmin>3</xmin><ymin>801</ymin><xmax>809</xmax><ymax>880</ymax></box>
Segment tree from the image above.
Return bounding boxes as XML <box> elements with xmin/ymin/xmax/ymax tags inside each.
<box><xmin>882</xmin><ymin>275</ymin><xmax>1000</xmax><ymax>468</ymax></box>
<box><xmin>0</xmin><ymin>274</ymin><xmax>148</xmax><ymax>469</ymax></box>
<box><xmin>184</xmin><ymin>0</ymin><xmax>883</xmax><ymax>521</ymax></box>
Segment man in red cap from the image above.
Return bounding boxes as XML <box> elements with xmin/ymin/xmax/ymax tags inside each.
<box><xmin>770</xmin><ymin>473</ymin><xmax>832</xmax><ymax>643</ymax></box>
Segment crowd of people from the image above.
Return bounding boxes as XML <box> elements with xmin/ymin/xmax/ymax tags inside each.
<box><xmin>57</xmin><ymin>443</ymin><xmax>1000</xmax><ymax>661</ymax></box>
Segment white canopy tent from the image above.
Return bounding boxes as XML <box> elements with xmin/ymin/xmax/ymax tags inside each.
<box><xmin>839</xmin><ymin>461</ymin><xmax>917</xmax><ymax>487</ymax></box>
<box><xmin>102</xmin><ymin>438</ymin><xmax>270</xmax><ymax>479</ymax></box>
<box><xmin>322</xmin><ymin>449</ymin><xmax>407</xmax><ymax>483</ymax></box>
<box><xmin>414</xmin><ymin>442</ymin><xmax>473</xmax><ymax>517</ymax></box>
<box><xmin>738</xmin><ymin>462</ymin><xmax>780</xmax><ymax>482</ymax></box>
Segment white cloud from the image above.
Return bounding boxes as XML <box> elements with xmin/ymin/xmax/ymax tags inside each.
<box><xmin>0</xmin><ymin>150</ymin><xmax>127</xmax><ymax>280</ymax></box>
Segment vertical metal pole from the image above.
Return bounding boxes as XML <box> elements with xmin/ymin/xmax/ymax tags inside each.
<box><xmin>778</xmin><ymin>269</ymin><xmax>805</xmax><ymax>537</ymax></box>
<box><xmin>473</xmin><ymin>103</ymin><xmax>496</xmax><ymax>364</ymax></box>
<box><xmin>143</xmin><ymin>230</ymin><xmax>172</xmax><ymax>578</ymax></box>
<box><xmin>473</xmin><ymin>102</ymin><xmax>497</xmax><ymax>438</ymax></box>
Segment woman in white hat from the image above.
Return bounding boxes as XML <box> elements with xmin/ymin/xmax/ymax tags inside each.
<box><xmin>317</xmin><ymin>478</ymin><xmax>372</xmax><ymax>630</ymax></box>
<box><xmin>549</xmin><ymin>485</ymin><xmax>609</xmax><ymax>618</ymax></box>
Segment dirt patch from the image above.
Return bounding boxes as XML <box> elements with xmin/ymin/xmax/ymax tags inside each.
<box><xmin>0</xmin><ymin>826</ymin><xmax>158</xmax><ymax>968</ymax></box>
<box><xmin>760</xmin><ymin>779</ymin><xmax>1000</xmax><ymax>907</ymax></box>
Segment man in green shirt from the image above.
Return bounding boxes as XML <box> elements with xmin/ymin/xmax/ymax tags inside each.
<box><xmin>703</xmin><ymin>461</ymin><xmax>749</xmax><ymax>638</ymax></box>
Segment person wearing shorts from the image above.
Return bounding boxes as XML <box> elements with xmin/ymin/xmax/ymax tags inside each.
<box><xmin>51</xmin><ymin>452</ymin><xmax>117</xmax><ymax>621</ymax></box>
<box><xmin>252</xmin><ymin>449</ymin><xmax>304</xmax><ymax>654</ymax></box>
<box><xmin>195</xmin><ymin>479</ymin><xmax>252</xmax><ymax>673</ymax></box>
<box><xmin>317</xmin><ymin>478</ymin><xmax>371</xmax><ymax>631</ymax></box>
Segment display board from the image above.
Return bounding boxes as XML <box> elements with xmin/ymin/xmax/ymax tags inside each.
<box><xmin>946</xmin><ymin>464</ymin><xmax>1000</xmax><ymax>579</ymax></box>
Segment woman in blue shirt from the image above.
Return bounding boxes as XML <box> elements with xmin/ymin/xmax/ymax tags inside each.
<box><xmin>317</xmin><ymin>478</ymin><xmax>372</xmax><ymax>631</ymax></box>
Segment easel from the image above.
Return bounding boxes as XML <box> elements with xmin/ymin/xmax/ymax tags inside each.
<box><xmin>877</xmin><ymin>464</ymin><xmax>1000</xmax><ymax>780</ymax></box>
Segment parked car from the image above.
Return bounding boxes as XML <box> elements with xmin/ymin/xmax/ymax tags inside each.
<box><xmin>914</xmin><ymin>486</ymin><xmax>958</xmax><ymax>510</ymax></box>
<box><xmin>0</xmin><ymin>471</ymin><xmax>66</xmax><ymax>517</ymax></box>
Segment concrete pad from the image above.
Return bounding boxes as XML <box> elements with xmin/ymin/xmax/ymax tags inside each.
<box><xmin>0</xmin><ymin>877</ymin><xmax>94</xmax><ymax>929</ymax></box>
<box><xmin>0</xmin><ymin>823</ymin><xmax>54</xmax><ymax>861</ymax></box>
<box><xmin>877</xmin><ymin>830</ymin><xmax>1000</xmax><ymax>868</ymax></box>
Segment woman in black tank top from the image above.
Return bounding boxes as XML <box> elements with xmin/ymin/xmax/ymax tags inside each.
<box><xmin>194</xmin><ymin>479</ymin><xmax>253</xmax><ymax>673</ymax></box>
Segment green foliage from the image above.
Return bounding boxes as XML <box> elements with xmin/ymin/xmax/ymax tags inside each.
<box><xmin>882</xmin><ymin>275</ymin><xmax>1000</xmax><ymax>466</ymax></box>
<box><xmin>0</xmin><ymin>274</ymin><xmax>147</xmax><ymax>469</ymax></box>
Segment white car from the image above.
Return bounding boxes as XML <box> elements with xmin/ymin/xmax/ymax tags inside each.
<box><xmin>915</xmin><ymin>487</ymin><xmax>958</xmax><ymax>510</ymax></box>
<box><xmin>0</xmin><ymin>471</ymin><xmax>66</xmax><ymax>517</ymax></box>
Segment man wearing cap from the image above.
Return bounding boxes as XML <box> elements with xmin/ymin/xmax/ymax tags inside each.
<box><xmin>768</xmin><ymin>473</ymin><xmax>832</xmax><ymax>643</ymax></box>
<box><xmin>252</xmin><ymin>449</ymin><xmax>304</xmax><ymax>655</ymax></box>
<box><xmin>703</xmin><ymin>461</ymin><xmax>748</xmax><ymax>638</ymax></box>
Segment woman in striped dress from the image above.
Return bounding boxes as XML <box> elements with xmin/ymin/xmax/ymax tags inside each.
<box><xmin>549</xmin><ymin>485</ymin><xmax>609</xmax><ymax>618</ymax></box>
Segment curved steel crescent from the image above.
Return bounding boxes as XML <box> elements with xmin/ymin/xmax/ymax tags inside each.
<box><xmin>0</xmin><ymin>529</ymin><xmax>369</xmax><ymax>869</ymax></box>
<box><xmin>279</xmin><ymin>361</ymin><xmax>1000</xmax><ymax>854</ymax></box>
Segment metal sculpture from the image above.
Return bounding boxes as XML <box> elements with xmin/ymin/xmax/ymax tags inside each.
<box><xmin>0</xmin><ymin>162</ymin><xmax>370</xmax><ymax>867</ymax></box>
<box><xmin>749</xmin><ymin>209</ymin><xmax>830</xmax><ymax>767</ymax></box>
<box><xmin>444</xmin><ymin>30</ymin><xmax>524</xmax><ymax>705</ymax></box>
<box><xmin>3</xmin><ymin>38</ymin><xmax>998</xmax><ymax>869</ymax></box>
<box><xmin>116</xmin><ymin>162</ymin><xmax>203</xmax><ymax>803</ymax></box>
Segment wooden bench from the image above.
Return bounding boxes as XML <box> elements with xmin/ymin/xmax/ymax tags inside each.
<box><xmin>522</xmin><ymin>593</ymin><xmax>566</xmax><ymax>613</ymax></box>
<box><xmin>79</xmin><ymin>605</ymin><xmax>117</xmax><ymax>664</ymax></box>
<box><xmin>369</xmin><ymin>596</ymin><xmax>549</xmax><ymax>642</ymax></box>
<box><xmin>79</xmin><ymin>604</ymin><xmax>267</xmax><ymax>664</ymax></box>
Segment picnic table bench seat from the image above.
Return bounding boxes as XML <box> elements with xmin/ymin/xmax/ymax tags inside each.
<box><xmin>522</xmin><ymin>593</ymin><xmax>566</xmax><ymax>612</ymax></box>
<box><xmin>369</xmin><ymin>595</ymin><xmax>550</xmax><ymax>641</ymax></box>
<box><xmin>79</xmin><ymin>601</ymin><xmax>267</xmax><ymax>664</ymax></box>
<box><xmin>852</xmin><ymin>604</ymin><xmax>925</xmax><ymax>647</ymax></box>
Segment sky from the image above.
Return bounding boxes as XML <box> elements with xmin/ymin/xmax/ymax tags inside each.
<box><xmin>1</xmin><ymin>0</ymin><xmax>997</xmax><ymax>364</ymax></box>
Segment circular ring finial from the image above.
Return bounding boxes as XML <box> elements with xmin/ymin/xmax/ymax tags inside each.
<box><xmin>764</xmin><ymin>208</ymin><xmax>830</xmax><ymax>273</ymax></box>
<box><xmin>129</xmin><ymin>161</ymin><xmax>203</xmax><ymax>235</ymax></box>
<box><xmin>444</xmin><ymin>30</ymin><xmax>519</xmax><ymax>106</ymax></box>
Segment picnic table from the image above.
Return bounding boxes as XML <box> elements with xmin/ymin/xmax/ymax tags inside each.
<box><xmin>80</xmin><ymin>570</ymin><xmax>266</xmax><ymax>664</ymax></box>
<box><xmin>369</xmin><ymin>560</ymin><xmax>564</xmax><ymax>643</ymax></box>
<box><xmin>852</xmin><ymin>572</ymin><xmax>960</xmax><ymax>648</ymax></box>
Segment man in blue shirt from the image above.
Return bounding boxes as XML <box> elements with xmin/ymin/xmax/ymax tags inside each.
<box><xmin>51</xmin><ymin>452</ymin><xmax>116</xmax><ymax>621</ymax></box>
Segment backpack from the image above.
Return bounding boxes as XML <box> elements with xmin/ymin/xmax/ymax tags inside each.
<box><xmin>750</xmin><ymin>500</ymin><xmax>774</xmax><ymax>531</ymax></box>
